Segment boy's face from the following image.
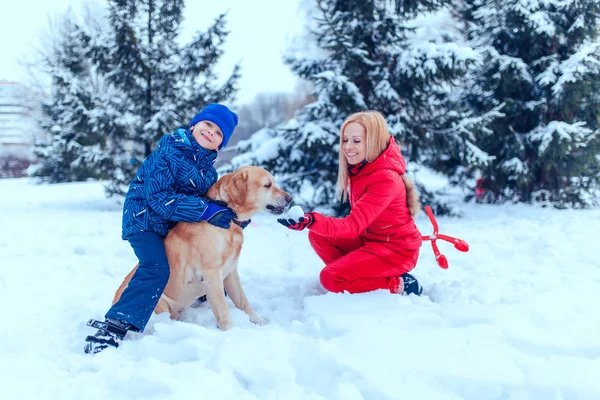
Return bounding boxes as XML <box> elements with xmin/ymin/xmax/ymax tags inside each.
<box><xmin>191</xmin><ymin>120</ymin><xmax>223</xmax><ymax>151</ymax></box>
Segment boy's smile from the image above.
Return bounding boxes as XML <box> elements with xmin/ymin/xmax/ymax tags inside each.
<box><xmin>191</xmin><ymin>120</ymin><xmax>224</xmax><ymax>151</ymax></box>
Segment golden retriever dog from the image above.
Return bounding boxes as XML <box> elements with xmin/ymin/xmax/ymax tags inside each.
<box><xmin>113</xmin><ymin>166</ymin><xmax>292</xmax><ymax>330</ymax></box>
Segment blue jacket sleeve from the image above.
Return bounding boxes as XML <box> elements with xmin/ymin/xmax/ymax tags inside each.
<box><xmin>144</xmin><ymin>147</ymin><xmax>209</xmax><ymax>222</ymax></box>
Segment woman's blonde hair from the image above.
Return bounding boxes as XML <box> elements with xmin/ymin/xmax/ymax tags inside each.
<box><xmin>336</xmin><ymin>110</ymin><xmax>391</xmax><ymax>202</ymax></box>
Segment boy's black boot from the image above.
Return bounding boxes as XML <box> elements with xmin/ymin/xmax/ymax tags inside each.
<box><xmin>84</xmin><ymin>318</ymin><xmax>131</xmax><ymax>354</ymax></box>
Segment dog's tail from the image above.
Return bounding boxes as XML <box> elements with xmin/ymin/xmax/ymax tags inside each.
<box><xmin>402</xmin><ymin>175</ymin><xmax>421</xmax><ymax>218</ymax></box>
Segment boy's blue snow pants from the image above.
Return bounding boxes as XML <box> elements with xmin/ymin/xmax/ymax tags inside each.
<box><xmin>105</xmin><ymin>231</ymin><xmax>170</xmax><ymax>331</ymax></box>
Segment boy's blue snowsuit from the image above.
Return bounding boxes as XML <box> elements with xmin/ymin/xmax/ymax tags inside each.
<box><xmin>106</xmin><ymin>128</ymin><xmax>218</xmax><ymax>331</ymax></box>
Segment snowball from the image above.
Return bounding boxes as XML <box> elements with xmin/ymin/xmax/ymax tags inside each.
<box><xmin>283</xmin><ymin>205</ymin><xmax>305</xmax><ymax>220</ymax></box>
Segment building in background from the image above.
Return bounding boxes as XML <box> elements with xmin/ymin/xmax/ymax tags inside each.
<box><xmin>0</xmin><ymin>81</ymin><xmax>44</xmax><ymax>178</ymax></box>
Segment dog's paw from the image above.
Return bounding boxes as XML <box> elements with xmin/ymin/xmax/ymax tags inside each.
<box><xmin>250</xmin><ymin>315</ymin><xmax>269</xmax><ymax>326</ymax></box>
<box><xmin>217</xmin><ymin>318</ymin><xmax>233</xmax><ymax>331</ymax></box>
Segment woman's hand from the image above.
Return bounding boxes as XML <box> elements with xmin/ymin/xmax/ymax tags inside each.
<box><xmin>277</xmin><ymin>212</ymin><xmax>315</xmax><ymax>231</ymax></box>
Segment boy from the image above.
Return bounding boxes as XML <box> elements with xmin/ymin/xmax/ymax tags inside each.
<box><xmin>84</xmin><ymin>103</ymin><xmax>238</xmax><ymax>354</ymax></box>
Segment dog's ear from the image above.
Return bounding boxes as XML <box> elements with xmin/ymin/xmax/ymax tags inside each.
<box><xmin>225</xmin><ymin>169</ymin><xmax>247</xmax><ymax>207</ymax></box>
<box><xmin>207</xmin><ymin>175</ymin><xmax>228</xmax><ymax>202</ymax></box>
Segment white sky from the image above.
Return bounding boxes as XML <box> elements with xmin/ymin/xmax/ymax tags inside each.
<box><xmin>0</xmin><ymin>0</ymin><xmax>305</xmax><ymax>104</ymax></box>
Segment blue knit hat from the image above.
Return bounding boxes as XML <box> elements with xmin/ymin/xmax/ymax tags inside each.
<box><xmin>189</xmin><ymin>103</ymin><xmax>238</xmax><ymax>149</ymax></box>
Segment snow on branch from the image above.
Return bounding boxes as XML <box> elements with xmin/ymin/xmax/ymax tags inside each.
<box><xmin>529</xmin><ymin>121</ymin><xmax>594</xmax><ymax>155</ymax></box>
<box><xmin>552</xmin><ymin>41</ymin><xmax>600</xmax><ymax>97</ymax></box>
<box><xmin>526</xmin><ymin>9</ymin><xmax>556</xmax><ymax>36</ymax></box>
<box><xmin>465</xmin><ymin>140</ymin><xmax>495</xmax><ymax>165</ymax></box>
<box><xmin>374</xmin><ymin>79</ymin><xmax>399</xmax><ymax>102</ymax></box>
<box><xmin>231</xmin><ymin>135</ymin><xmax>285</xmax><ymax>166</ymax></box>
<box><xmin>486</xmin><ymin>47</ymin><xmax>533</xmax><ymax>83</ymax></box>
<box><xmin>425</xmin><ymin>103</ymin><xmax>505</xmax><ymax>137</ymax></box>
<box><xmin>313</xmin><ymin>71</ymin><xmax>367</xmax><ymax>108</ymax></box>
<box><xmin>502</xmin><ymin>157</ymin><xmax>528</xmax><ymax>175</ymax></box>
<box><xmin>276</xmin><ymin>169</ymin><xmax>320</xmax><ymax>184</ymax></box>
<box><xmin>396</xmin><ymin>8</ymin><xmax>479</xmax><ymax>78</ymax></box>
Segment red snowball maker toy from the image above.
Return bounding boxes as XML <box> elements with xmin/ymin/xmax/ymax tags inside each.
<box><xmin>421</xmin><ymin>205</ymin><xmax>469</xmax><ymax>269</ymax></box>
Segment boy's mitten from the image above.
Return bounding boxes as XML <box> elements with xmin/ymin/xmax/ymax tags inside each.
<box><xmin>201</xmin><ymin>202</ymin><xmax>237</xmax><ymax>229</ymax></box>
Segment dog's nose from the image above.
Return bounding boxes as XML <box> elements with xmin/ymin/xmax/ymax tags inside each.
<box><xmin>285</xmin><ymin>194</ymin><xmax>293</xmax><ymax>204</ymax></box>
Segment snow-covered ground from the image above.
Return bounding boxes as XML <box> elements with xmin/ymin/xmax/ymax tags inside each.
<box><xmin>1</xmin><ymin>178</ymin><xmax>599</xmax><ymax>400</ymax></box>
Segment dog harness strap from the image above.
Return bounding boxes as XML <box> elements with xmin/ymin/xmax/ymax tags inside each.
<box><xmin>232</xmin><ymin>219</ymin><xmax>248</xmax><ymax>227</ymax></box>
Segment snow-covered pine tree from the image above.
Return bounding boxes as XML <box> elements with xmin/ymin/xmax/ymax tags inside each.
<box><xmin>89</xmin><ymin>0</ymin><xmax>239</xmax><ymax>196</ymax></box>
<box><xmin>34</xmin><ymin>12</ymin><xmax>110</xmax><ymax>182</ymax></box>
<box><xmin>34</xmin><ymin>2</ymin><xmax>238</xmax><ymax>191</ymax></box>
<box><xmin>231</xmin><ymin>0</ymin><xmax>488</xmax><ymax>214</ymax></box>
<box><xmin>457</xmin><ymin>0</ymin><xmax>600</xmax><ymax>207</ymax></box>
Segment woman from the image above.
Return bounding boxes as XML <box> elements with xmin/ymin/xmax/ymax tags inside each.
<box><xmin>278</xmin><ymin>111</ymin><xmax>423</xmax><ymax>295</ymax></box>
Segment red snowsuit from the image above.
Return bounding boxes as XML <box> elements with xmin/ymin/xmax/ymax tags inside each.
<box><xmin>308</xmin><ymin>137</ymin><xmax>422</xmax><ymax>293</ymax></box>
